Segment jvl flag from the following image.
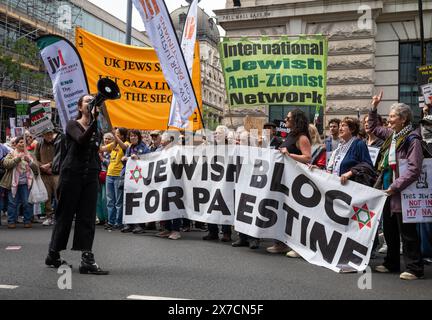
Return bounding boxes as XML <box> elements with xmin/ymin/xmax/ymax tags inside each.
<box><xmin>76</xmin><ymin>27</ymin><xmax>202</xmax><ymax>130</ymax></box>
<box><xmin>36</xmin><ymin>35</ymin><xmax>89</xmax><ymax>131</ymax></box>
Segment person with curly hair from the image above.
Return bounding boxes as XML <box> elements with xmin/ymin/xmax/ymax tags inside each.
<box><xmin>266</xmin><ymin>109</ymin><xmax>311</xmax><ymax>257</ymax></box>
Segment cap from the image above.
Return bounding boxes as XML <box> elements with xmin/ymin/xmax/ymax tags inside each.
<box><xmin>150</xmin><ymin>130</ymin><xmax>161</xmax><ymax>136</ymax></box>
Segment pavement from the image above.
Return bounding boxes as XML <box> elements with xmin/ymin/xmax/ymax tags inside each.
<box><xmin>0</xmin><ymin>216</ymin><xmax>431</xmax><ymax>300</ymax></box>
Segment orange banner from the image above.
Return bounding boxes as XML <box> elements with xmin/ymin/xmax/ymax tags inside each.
<box><xmin>75</xmin><ymin>27</ymin><xmax>202</xmax><ymax>130</ymax></box>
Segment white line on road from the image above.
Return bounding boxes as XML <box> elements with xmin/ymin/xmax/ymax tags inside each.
<box><xmin>0</xmin><ymin>285</ymin><xmax>19</xmax><ymax>289</ymax></box>
<box><xmin>127</xmin><ymin>295</ymin><xmax>189</xmax><ymax>300</ymax></box>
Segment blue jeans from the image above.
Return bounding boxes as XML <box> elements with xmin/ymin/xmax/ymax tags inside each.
<box><xmin>96</xmin><ymin>183</ymin><xmax>108</xmax><ymax>222</ymax></box>
<box><xmin>7</xmin><ymin>184</ymin><xmax>32</xmax><ymax>224</ymax></box>
<box><xmin>418</xmin><ymin>223</ymin><xmax>432</xmax><ymax>258</ymax></box>
<box><xmin>106</xmin><ymin>175</ymin><xmax>123</xmax><ymax>226</ymax></box>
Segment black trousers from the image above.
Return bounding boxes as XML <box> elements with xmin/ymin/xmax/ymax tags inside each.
<box><xmin>49</xmin><ymin>171</ymin><xmax>99</xmax><ymax>252</ymax></box>
<box><xmin>383</xmin><ymin>199</ymin><xmax>424</xmax><ymax>276</ymax></box>
<box><xmin>238</xmin><ymin>233</ymin><xmax>259</xmax><ymax>242</ymax></box>
<box><xmin>208</xmin><ymin>223</ymin><xmax>231</xmax><ymax>235</ymax></box>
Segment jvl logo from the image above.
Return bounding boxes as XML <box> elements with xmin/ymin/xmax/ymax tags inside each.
<box><xmin>47</xmin><ymin>50</ymin><xmax>66</xmax><ymax>74</ymax></box>
<box><xmin>184</xmin><ymin>16</ymin><xmax>196</xmax><ymax>40</ymax></box>
<box><xmin>140</xmin><ymin>0</ymin><xmax>160</xmax><ymax>20</ymax></box>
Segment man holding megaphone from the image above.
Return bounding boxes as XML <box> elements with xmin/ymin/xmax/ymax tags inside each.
<box><xmin>45</xmin><ymin>78</ymin><xmax>120</xmax><ymax>275</ymax></box>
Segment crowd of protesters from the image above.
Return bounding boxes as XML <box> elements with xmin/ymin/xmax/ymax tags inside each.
<box><xmin>1</xmin><ymin>92</ymin><xmax>432</xmax><ymax>280</ymax></box>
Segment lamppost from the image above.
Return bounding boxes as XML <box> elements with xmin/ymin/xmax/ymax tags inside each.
<box><xmin>419</xmin><ymin>0</ymin><xmax>426</xmax><ymax>65</ymax></box>
<box><xmin>126</xmin><ymin>0</ymin><xmax>132</xmax><ymax>45</ymax></box>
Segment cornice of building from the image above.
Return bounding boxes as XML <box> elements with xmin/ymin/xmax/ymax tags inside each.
<box><xmin>215</xmin><ymin>0</ymin><xmax>432</xmax><ymax>28</ymax></box>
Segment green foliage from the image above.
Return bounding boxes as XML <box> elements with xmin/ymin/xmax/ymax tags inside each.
<box><xmin>12</xmin><ymin>37</ymin><xmax>40</xmax><ymax>62</ymax></box>
<box><xmin>0</xmin><ymin>36</ymin><xmax>46</xmax><ymax>95</ymax></box>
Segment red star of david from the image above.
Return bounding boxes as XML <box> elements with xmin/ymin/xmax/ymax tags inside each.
<box><xmin>352</xmin><ymin>203</ymin><xmax>376</xmax><ymax>230</ymax></box>
<box><xmin>129</xmin><ymin>166</ymin><xmax>142</xmax><ymax>184</ymax></box>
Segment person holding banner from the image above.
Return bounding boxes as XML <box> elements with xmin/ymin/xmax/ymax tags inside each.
<box><xmin>267</xmin><ymin>109</ymin><xmax>311</xmax><ymax>257</ymax></box>
<box><xmin>45</xmin><ymin>94</ymin><xmax>108</xmax><ymax>275</ymax></box>
<box><xmin>232</xmin><ymin>130</ymin><xmax>260</xmax><ymax>249</ymax></box>
<box><xmin>101</xmin><ymin>127</ymin><xmax>129</xmax><ymax>231</ymax></box>
<box><xmin>203</xmin><ymin>125</ymin><xmax>232</xmax><ymax>242</ymax></box>
<box><xmin>369</xmin><ymin>92</ymin><xmax>424</xmax><ymax>280</ymax></box>
<box><xmin>327</xmin><ymin>117</ymin><xmax>374</xmax><ymax>185</ymax></box>
<box><xmin>120</xmin><ymin>130</ymin><xmax>150</xmax><ymax>234</ymax></box>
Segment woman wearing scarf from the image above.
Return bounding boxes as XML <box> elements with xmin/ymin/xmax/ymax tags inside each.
<box><xmin>0</xmin><ymin>136</ymin><xmax>38</xmax><ymax>228</ymax></box>
<box><xmin>369</xmin><ymin>91</ymin><xmax>424</xmax><ymax>280</ymax></box>
<box><xmin>120</xmin><ymin>129</ymin><xmax>150</xmax><ymax>234</ymax></box>
<box><xmin>327</xmin><ymin>117</ymin><xmax>374</xmax><ymax>185</ymax></box>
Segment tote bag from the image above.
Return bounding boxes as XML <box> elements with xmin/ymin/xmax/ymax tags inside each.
<box><xmin>28</xmin><ymin>175</ymin><xmax>49</xmax><ymax>204</ymax></box>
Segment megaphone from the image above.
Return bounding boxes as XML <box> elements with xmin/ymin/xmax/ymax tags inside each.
<box><xmin>88</xmin><ymin>77</ymin><xmax>121</xmax><ymax>113</ymax></box>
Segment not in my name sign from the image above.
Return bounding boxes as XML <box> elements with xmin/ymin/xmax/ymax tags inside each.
<box><xmin>400</xmin><ymin>159</ymin><xmax>432</xmax><ymax>223</ymax></box>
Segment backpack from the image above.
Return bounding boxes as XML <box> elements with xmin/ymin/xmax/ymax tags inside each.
<box><xmin>0</xmin><ymin>145</ymin><xmax>11</xmax><ymax>180</ymax></box>
<box><xmin>0</xmin><ymin>159</ymin><xmax>5</xmax><ymax>180</ymax></box>
<box><xmin>311</xmin><ymin>145</ymin><xmax>326</xmax><ymax>167</ymax></box>
<box><xmin>51</xmin><ymin>132</ymin><xmax>67</xmax><ymax>175</ymax></box>
<box><xmin>405</xmin><ymin>135</ymin><xmax>432</xmax><ymax>159</ymax></box>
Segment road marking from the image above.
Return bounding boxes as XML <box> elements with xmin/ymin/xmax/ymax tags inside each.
<box><xmin>0</xmin><ymin>285</ymin><xmax>19</xmax><ymax>289</ymax></box>
<box><xmin>6</xmin><ymin>246</ymin><xmax>22</xmax><ymax>250</ymax></box>
<box><xmin>127</xmin><ymin>295</ymin><xmax>189</xmax><ymax>300</ymax></box>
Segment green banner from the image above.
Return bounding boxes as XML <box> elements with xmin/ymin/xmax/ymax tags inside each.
<box><xmin>220</xmin><ymin>36</ymin><xmax>328</xmax><ymax>108</ymax></box>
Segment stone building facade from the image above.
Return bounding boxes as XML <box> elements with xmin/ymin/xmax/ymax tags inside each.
<box><xmin>214</xmin><ymin>0</ymin><xmax>432</xmax><ymax>129</ymax></box>
<box><xmin>171</xmin><ymin>5</ymin><xmax>225</xmax><ymax>130</ymax></box>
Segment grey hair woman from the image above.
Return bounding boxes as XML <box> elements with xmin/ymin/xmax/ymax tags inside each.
<box><xmin>368</xmin><ymin>92</ymin><xmax>424</xmax><ymax>280</ymax></box>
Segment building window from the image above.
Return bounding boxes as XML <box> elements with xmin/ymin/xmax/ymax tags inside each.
<box><xmin>179</xmin><ymin>13</ymin><xmax>187</xmax><ymax>26</ymax></box>
<box><xmin>399</xmin><ymin>41</ymin><xmax>432</xmax><ymax>122</ymax></box>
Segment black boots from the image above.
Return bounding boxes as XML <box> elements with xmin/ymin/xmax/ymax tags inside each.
<box><xmin>45</xmin><ymin>250</ymin><xmax>70</xmax><ymax>268</ymax></box>
<box><xmin>79</xmin><ymin>251</ymin><xmax>109</xmax><ymax>275</ymax></box>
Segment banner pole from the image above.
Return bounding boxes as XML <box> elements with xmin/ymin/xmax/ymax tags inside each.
<box><xmin>196</xmin><ymin>104</ymin><xmax>205</xmax><ymax>130</ymax></box>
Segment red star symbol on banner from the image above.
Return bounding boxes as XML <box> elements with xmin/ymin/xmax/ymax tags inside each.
<box><xmin>130</xmin><ymin>166</ymin><xmax>142</xmax><ymax>184</ymax></box>
<box><xmin>352</xmin><ymin>204</ymin><xmax>376</xmax><ymax>230</ymax></box>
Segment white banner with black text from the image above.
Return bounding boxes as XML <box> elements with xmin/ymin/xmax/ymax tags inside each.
<box><xmin>124</xmin><ymin>145</ymin><xmax>387</xmax><ymax>273</ymax></box>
